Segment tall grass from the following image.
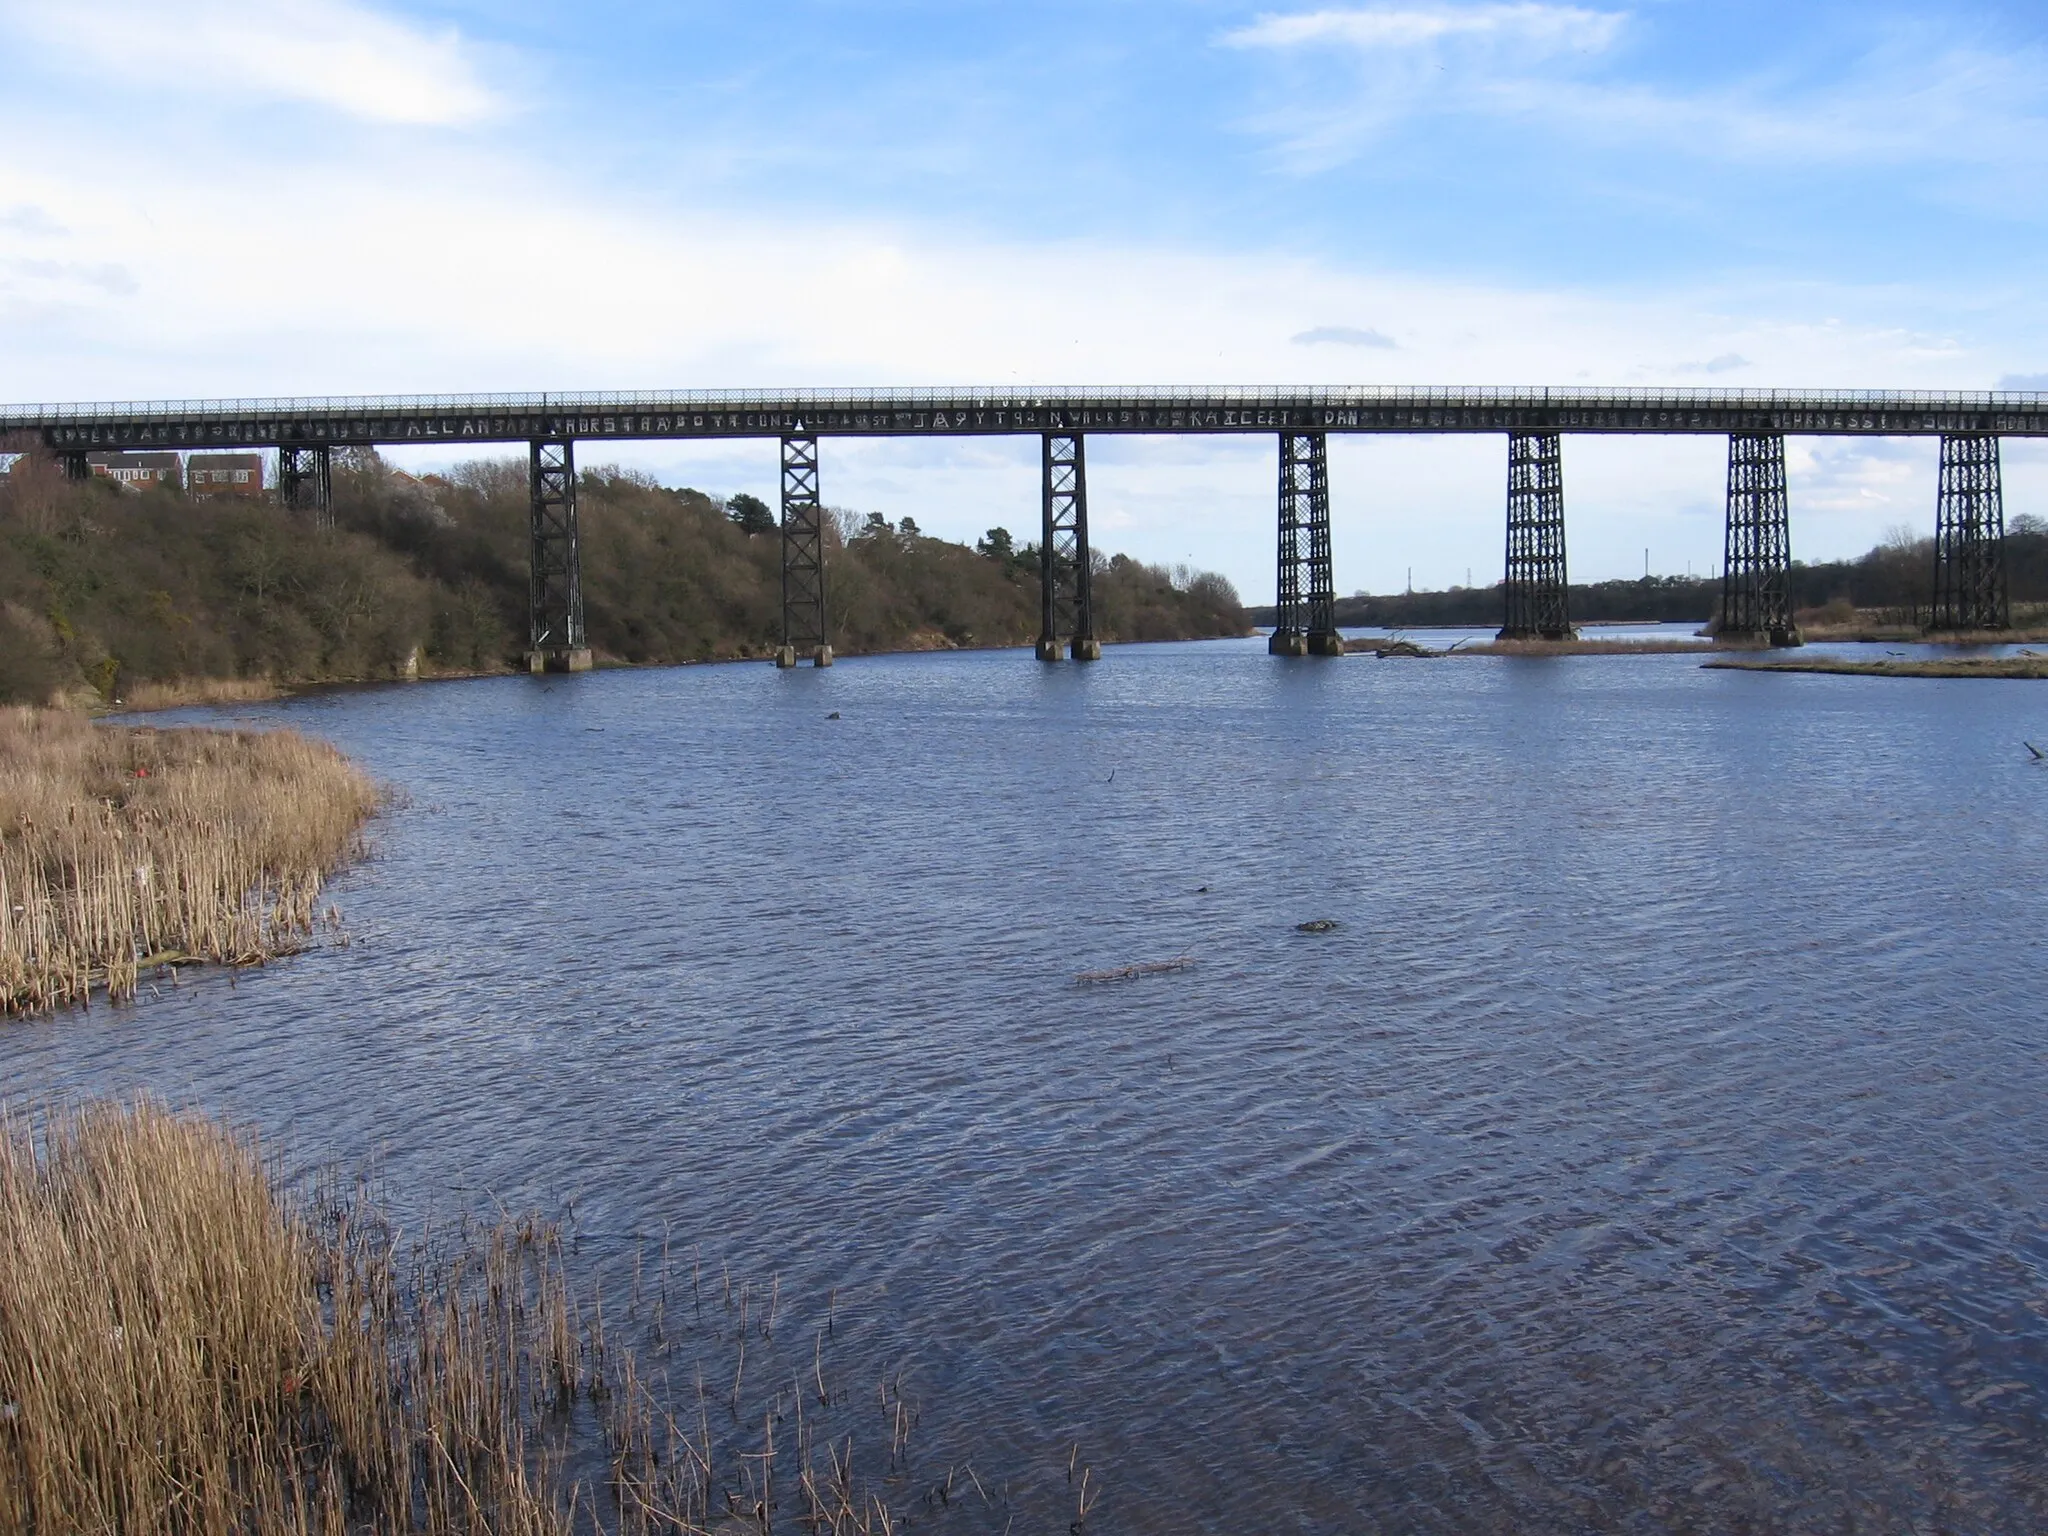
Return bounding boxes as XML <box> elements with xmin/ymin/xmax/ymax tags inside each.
<box><xmin>0</xmin><ymin>708</ymin><xmax>378</xmax><ymax>1014</ymax></box>
<box><xmin>0</xmin><ymin>1100</ymin><xmax>982</xmax><ymax>1534</ymax></box>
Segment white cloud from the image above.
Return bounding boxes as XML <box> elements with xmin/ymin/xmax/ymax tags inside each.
<box><xmin>1225</xmin><ymin>4</ymin><xmax>1624</xmax><ymax>55</ymax></box>
<box><xmin>1293</xmin><ymin>325</ymin><xmax>1398</xmax><ymax>348</ymax></box>
<box><xmin>1</xmin><ymin>0</ymin><xmax>497</xmax><ymax>126</ymax></box>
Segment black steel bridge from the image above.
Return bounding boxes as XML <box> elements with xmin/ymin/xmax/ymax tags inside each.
<box><xmin>7</xmin><ymin>385</ymin><xmax>2042</xmax><ymax>667</ymax></box>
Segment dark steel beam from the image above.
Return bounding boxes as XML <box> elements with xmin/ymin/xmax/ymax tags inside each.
<box><xmin>527</xmin><ymin>439</ymin><xmax>589</xmax><ymax>673</ymax></box>
<box><xmin>1499</xmin><ymin>431</ymin><xmax>1573</xmax><ymax>641</ymax></box>
<box><xmin>19</xmin><ymin>387</ymin><xmax>2048</xmax><ymax>451</ymax></box>
<box><xmin>1038</xmin><ymin>434</ymin><xmax>1098</xmax><ymax>661</ymax></box>
<box><xmin>59</xmin><ymin>450</ymin><xmax>88</xmax><ymax>481</ymax></box>
<box><xmin>1718</xmin><ymin>434</ymin><xmax>1799</xmax><ymax>647</ymax></box>
<box><xmin>277</xmin><ymin>444</ymin><xmax>333</xmax><ymax>529</ymax></box>
<box><xmin>777</xmin><ymin>434</ymin><xmax>831</xmax><ymax>667</ymax></box>
<box><xmin>1930</xmin><ymin>434</ymin><xmax>2009</xmax><ymax>632</ymax></box>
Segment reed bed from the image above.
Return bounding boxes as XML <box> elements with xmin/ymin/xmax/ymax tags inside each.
<box><xmin>0</xmin><ymin>707</ymin><xmax>379</xmax><ymax>1014</ymax></box>
<box><xmin>0</xmin><ymin>1098</ymin><xmax>990</xmax><ymax>1535</ymax></box>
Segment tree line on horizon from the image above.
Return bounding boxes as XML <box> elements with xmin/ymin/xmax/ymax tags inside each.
<box><xmin>0</xmin><ymin>446</ymin><xmax>1246</xmax><ymax>706</ymax></box>
<box><xmin>1248</xmin><ymin>519</ymin><xmax>2048</xmax><ymax>629</ymax></box>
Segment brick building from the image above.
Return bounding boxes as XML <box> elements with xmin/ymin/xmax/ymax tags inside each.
<box><xmin>86</xmin><ymin>451</ymin><xmax>182</xmax><ymax>489</ymax></box>
<box><xmin>185</xmin><ymin>452</ymin><xmax>265</xmax><ymax>498</ymax></box>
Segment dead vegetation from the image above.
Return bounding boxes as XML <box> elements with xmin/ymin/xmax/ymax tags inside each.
<box><xmin>0</xmin><ymin>1098</ymin><xmax>998</xmax><ymax>1534</ymax></box>
<box><xmin>0</xmin><ymin>708</ymin><xmax>378</xmax><ymax>1014</ymax></box>
<box><xmin>1704</xmin><ymin>655</ymin><xmax>2048</xmax><ymax>680</ymax></box>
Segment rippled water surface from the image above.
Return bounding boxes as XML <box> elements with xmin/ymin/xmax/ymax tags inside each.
<box><xmin>11</xmin><ymin>637</ymin><xmax>2048</xmax><ymax>1532</ymax></box>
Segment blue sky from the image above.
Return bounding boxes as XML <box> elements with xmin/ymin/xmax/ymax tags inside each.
<box><xmin>2</xmin><ymin>0</ymin><xmax>2045</xmax><ymax>598</ymax></box>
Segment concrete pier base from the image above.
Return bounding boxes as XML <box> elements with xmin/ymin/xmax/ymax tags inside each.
<box><xmin>526</xmin><ymin>647</ymin><xmax>593</xmax><ymax>674</ymax></box>
<box><xmin>1306</xmin><ymin>631</ymin><xmax>1346</xmax><ymax>656</ymax></box>
<box><xmin>1267</xmin><ymin>631</ymin><xmax>1309</xmax><ymax>657</ymax></box>
<box><xmin>774</xmin><ymin>645</ymin><xmax>799</xmax><ymax>669</ymax></box>
<box><xmin>812</xmin><ymin>645</ymin><xmax>834</xmax><ymax>668</ymax></box>
<box><xmin>1036</xmin><ymin>635</ymin><xmax>1065</xmax><ymax>662</ymax></box>
<box><xmin>1070</xmin><ymin>637</ymin><xmax>1102</xmax><ymax>661</ymax></box>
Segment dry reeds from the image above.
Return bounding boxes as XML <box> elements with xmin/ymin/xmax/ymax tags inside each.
<box><xmin>0</xmin><ymin>1098</ymin><xmax>978</xmax><ymax>1535</ymax></box>
<box><xmin>0</xmin><ymin>707</ymin><xmax>378</xmax><ymax>1013</ymax></box>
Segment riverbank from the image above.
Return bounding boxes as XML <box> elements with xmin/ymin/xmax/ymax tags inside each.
<box><xmin>0</xmin><ymin>1096</ymin><xmax>968</xmax><ymax>1533</ymax></box>
<box><xmin>1705</xmin><ymin>655</ymin><xmax>2048</xmax><ymax>679</ymax></box>
<box><xmin>0</xmin><ymin>709</ymin><xmax>379</xmax><ymax>1013</ymax></box>
<box><xmin>1346</xmin><ymin>635</ymin><xmax>1720</xmax><ymax>657</ymax></box>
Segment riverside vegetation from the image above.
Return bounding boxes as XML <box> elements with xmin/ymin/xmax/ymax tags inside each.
<box><xmin>0</xmin><ymin>708</ymin><xmax>378</xmax><ymax>1014</ymax></box>
<box><xmin>0</xmin><ymin>446</ymin><xmax>1247</xmax><ymax>706</ymax></box>
<box><xmin>0</xmin><ymin>1097</ymin><xmax>1007</xmax><ymax>1534</ymax></box>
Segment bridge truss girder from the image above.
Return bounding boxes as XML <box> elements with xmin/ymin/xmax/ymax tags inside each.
<box><xmin>527</xmin><ymin>439</ymin><xmax>589</xmax><ymax>672</ymax></box>
<box><xmin>1719</xmin><ymin>433</ymin><xmax>1798</xmax><ymax>646</ymax></box>
<box><xmin>1272</xmin><ymin>433</ymin><xmax>1340</xmax><ymax>656</ymax></box>
<box><xmin>1930</xmin><ymin>434</ymin><xmax>2008</xmax><ymax>633</ymax></box>
<box><xmin>1499</xmin><ymin>431</ymin><xmax>1573</xmax><ymax>641</ymax></box>
<box><xmin>778</xmin><ymin>434</ymin><xmax>832</xmax><ymax>667</ymax></box>
<box><xmin>278</xmin><ymin>444</ymin><xmax>333</xmax><ymax>529</ymax></box>
<box><xmin>1039</xmin><ymin>434</ymin><xmax>1099</xmax><ymax>661</ymax></box>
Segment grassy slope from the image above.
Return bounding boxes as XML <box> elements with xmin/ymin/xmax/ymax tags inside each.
<box><xmin>0</xmin><ymin>451</ymin><xmax>1247</xmax><ymax>704</ymax></box>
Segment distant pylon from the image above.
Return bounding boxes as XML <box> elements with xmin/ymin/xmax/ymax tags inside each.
<box><xmin>1718</xmin><ymin>433</ymin><xmax>1798</xmax><ymax>646</ymax></box>
<box><xmin>1498</xmin><ymin>431</ymin><xmax>1572</xmax><ymax>640</ymax></box>
<box><xmin>1929</xmin><ymin>434</ymin><xmax>2008</xmax><ymax>632</ymax></box>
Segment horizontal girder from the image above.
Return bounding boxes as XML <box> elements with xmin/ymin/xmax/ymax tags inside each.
<box><xmin>9</xmin><ymin>386</ymin><xmax>2048</xmax><ymax>451</ymax></box>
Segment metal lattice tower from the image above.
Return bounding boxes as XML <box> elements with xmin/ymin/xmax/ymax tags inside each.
<box><xmin>58</xmin><ymin>451</ymin><xmax>88</xmax><ymax>481</ymax></box>
<box><xmin>527</xmin><ymin>439</ymin><xmax>587</xmax><ymax>669</ymax></box>
<box><xmin>779</xmin><ymin>434</ymin><xmax>831</xmax><ymax>664</ymax></box>
<box><xmin>1272</xmin><ymin>433</ymin><xmax>1339</xmax><ymax>655</ymax></box>
<box><xmin>1499</xmin><ymin>431</ymin><xmax>1572</xmax><ymax>640</ymax></box>
<box><xmin>1719</xmin><ymin>433</ymin><xmax>1798</xmax><ymax>646</ymax></box>
<box><xmin>277</xmin><ymin>445</ymin><xmax>333</xmax><ymax>529</ymax></box>
<box><xmin>1039</xmin><ymin>434</ymin><xmax>1098</xmax><ymax>661</ymax></box>
<box><xmin>1930</xmin><ymin>434</ymin><xmax>2008</xmax><ymax>632</ymax></box>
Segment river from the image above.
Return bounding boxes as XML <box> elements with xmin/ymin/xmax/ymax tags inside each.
<box><xmin>10</xmin><ymin>634</ymin><xmax>2048</xmax><ymax>1532</ymax></box>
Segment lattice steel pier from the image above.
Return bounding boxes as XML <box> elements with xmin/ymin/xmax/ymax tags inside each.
<box><xmin>1930</xmin><ymin>434</ymin><xmax>2009</xmax><ymax>632</ymax></box>
<box><xmin>526</xmin><ymin>439</ymin><xmax>590</xmax><ymax>672</ymax></box>
<box><xmin>777</xmin><ymin>434</ymin><xmax>832</xmax><ymax>667</ymax></box>
<box><xmin>1038</xmin><ymin>434</ymin><xmax>1099</xmax><ymax>661</ymax></box>
<box><xmin>1719</xmin><ymin>433</ymin><xmax>1799</xmax><ymax>646</ymax></box>
<box><xmin>1499</xmin><ymin>432</ymin><xmax>1573</xmax><ymax>640</ymax></box>
<box><xmin>1270</xmin><ymin>433</ymin><xmax>1340</xmax><ymax>655</ymax></box>
<box><xmin>277</xmin><ymin>445</ymin><xmax>333</xmax><ymax>530</ymax></box>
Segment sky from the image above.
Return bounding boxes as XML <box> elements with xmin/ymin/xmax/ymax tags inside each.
<box><xmin>2</xmin><ymin>0</ymin><xmax>2045</xmax><ymax>599</ymax></box>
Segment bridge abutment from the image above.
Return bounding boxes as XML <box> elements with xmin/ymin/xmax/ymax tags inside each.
<box><xmin>1930</xmin><ymin>434</ymin><xmax>2008</xmax><ymax>632</ymax></box>
<box><xmin>58</xmin><ymin>451</ymin><xmax>88</xmax><ymax>481</ymax></box>
<box><xmin>778</xmin><ymin>434</ymin><xmax>832</xmax><ymax>667</ymax></box>
<box><xmin>1498</xmin><ymin>431</ymin><xmax>1574</xmax><ymax>641</ymax></box>
<box><xmin>277</xmin><ymin>445</ymin><xmax>333</xmax><ymax>530</ymax></box>
<box><xmin>1718</xmin><ymin>433</ymin><xmax>1799</xmax><ymax>647</ymax></box>
<box><xmin>1038</xmin><ymin>434</ymin><xmax>1098</xmax><ymax>661</ymax></box>
<box><xmin>526</xmin><ymin>439</ymin><xmax>591</xmax><ymax>673</ymax></box>
<box><xmin>1271</xmin><ymin>433</ymin><xmax>1339</xmax><ymax>656</ymax></box>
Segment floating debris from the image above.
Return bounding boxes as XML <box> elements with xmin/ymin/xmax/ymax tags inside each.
<box><xmin>1295</xmin><ymin>919</ymin><xmax>1339</xmax><ymax>934</ymax></box>
<box><xmin>1076</xmin><ymin>956</ymin><xmax>1194</xmax><ymax>984</ymax></box>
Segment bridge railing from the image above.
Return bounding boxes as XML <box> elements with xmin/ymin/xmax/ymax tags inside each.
<box><xmin>2</xmin><ymin>385</ymin><xmax>2045</xmax><ymax>424</ymax></box>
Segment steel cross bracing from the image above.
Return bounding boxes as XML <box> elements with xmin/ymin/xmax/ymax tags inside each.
<box><xmin>15</xmin><ymin>386</ymin><xmax>2048</xmax><ymax>451</ymax></box>
<box><xmin>1271</xmin><ymin>434</ymin><xmax>1339</xmax><ymax>656</ymax></box>
<box><xmin>1500</xmin><ymin>432</ymin><xmax>1572</xmax><ymax>641</ymax></box>
<box><xmin>527</xmin><ymin>440</ymin><xmax>584</xmax><ymax>660</ymax></box>
<box><xmin>1931</xmin><ymin>434</ymin><xmax>2009</xmax><ymax>632</ymax></box>
<box><xmin>779</xmin><ymin>435</ymin><xmax>830</xmax><ymax>659</ymax></box>
<box><xmin>1039</xmin><ymin>434</ymin><xmax>1097</xmax><ymax>661</ymax></box>
<box><xmin>1719</xmin><ymin>434</ymin><xmax>1797</xmax><ymax>646</ymax></box>
<box><xmin>277</xmin><ymin>445</ymin><xmax>333</xmax><ymax>529</ymax></box>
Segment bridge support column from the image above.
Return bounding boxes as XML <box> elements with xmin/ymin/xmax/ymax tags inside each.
<box><xmin>1039</xmin><ymin>433</ymin><xmax>1098</xmax><ymax>661</ymax></box>
<box><xmin>277</xmin><ymin>444</ymin><xmax>333</xmax><ymax>530</ymax></box>
<box><xmin>1271</xmin><ymin>433</ymin><xmax>1340</xmax><ymax>656</ymax></box>
<box><xmin>1930</xmin><ymin>434</ymin><xmax>2009</xmax><ymax>633</ymax></box>
<box><xmin>1498</xmin><ymin>431</ymin><xmax>1574</xmax><ymax>641</ymax></box>
<box><xmin>526</xmin><ymin>439</ymin><xmax>590</xmax><ymax>673</ymax></box>
<box><xmin>777</xmin><ymin>434</ymin><xmax>832</xmax><ymax>667</ymax></box>
<box><xmin>58</xmin><ymin>450</ymin><xmax>88</xmax><ymax>481</ymax></box>
<box><xmin>1718</xmin><ymin>433</ymin><xmax>1799</xmax><ymax>646</ymax></box>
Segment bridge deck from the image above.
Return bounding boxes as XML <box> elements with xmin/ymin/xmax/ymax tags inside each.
<box><xmin>4</xmin><ymin>386</ymin><xmax>2045</xmax><ymax>451</ymax></box>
